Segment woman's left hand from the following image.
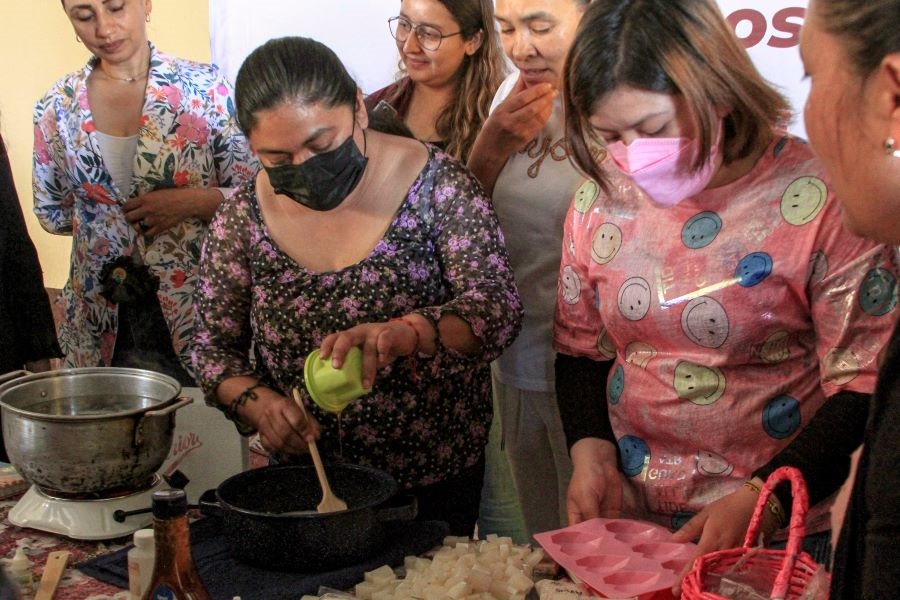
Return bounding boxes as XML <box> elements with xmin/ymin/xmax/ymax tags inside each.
<box><xmin>669</xmin><ymin>484</ymin><xmax>780</xmax><ymax>596</ymax></box>
<box><xmin>123</xmin><ymin>188</ymin><xmax>223</xmax><ymax>236</ymax></box>
<box><xmin>319</xmin><ymin>320</ymin><xmax>420</xmax><ymax>389</ymax></box>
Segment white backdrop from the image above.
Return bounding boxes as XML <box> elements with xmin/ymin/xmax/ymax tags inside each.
<box><xmin>209</xmin><ymin>0</ymin><xmax>808</xmax><ymax>136</ymax></box>
<box><xmin>210</xmin><ymin>1</ymin><xmax>400</xmax><ymax>99</ymax></box>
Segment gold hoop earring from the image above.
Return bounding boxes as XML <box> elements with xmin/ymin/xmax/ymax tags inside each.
<box><xmin>886</xmin><ymin>137</ymin><xmax>900</xmax><ymax>158</ymax></box>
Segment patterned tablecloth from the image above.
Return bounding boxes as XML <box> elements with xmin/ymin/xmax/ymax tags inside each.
<box><xmin>0</xmin><ymin>494</ymin><xmax>134</xmax><ymax>600</ymax></box>
<box><xmin>0</xmin><ymin>442</ymin><xmax>269</xmax><ymax>600</ymax></box>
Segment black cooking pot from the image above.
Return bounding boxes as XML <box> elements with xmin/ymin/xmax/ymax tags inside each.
<box><xmin>199</xmin><ymin>464</ymin><xmax>417</xmax><ymax>572</ymax></box>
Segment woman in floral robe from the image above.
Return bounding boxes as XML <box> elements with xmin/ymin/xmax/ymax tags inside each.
<box><xmin>33</xmin><ymin>0</ymin><xmax>255</xmax><ymax>379</ymax></box>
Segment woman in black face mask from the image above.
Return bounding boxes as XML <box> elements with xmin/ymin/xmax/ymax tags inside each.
<box><xmin>192</xmin><ymin>36</ymin><xmax>523</xmax><ymax>536</ymax></box>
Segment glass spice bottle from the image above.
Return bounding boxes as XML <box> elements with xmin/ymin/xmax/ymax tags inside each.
<box><xmin>141</xmin><ymin>489</ymin><xmax>211</xmax><ymax>600</ymax></box>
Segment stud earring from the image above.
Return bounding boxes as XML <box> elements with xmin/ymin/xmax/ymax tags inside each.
<box><xmin>146</xmin><ymin>14</ymin><xmax>151</xmax><ymax>23</ymax></box>
<box><xmin>886</xmin><ymin>137</ymin><xmax>900</xmax><ymax>158</ymax></box>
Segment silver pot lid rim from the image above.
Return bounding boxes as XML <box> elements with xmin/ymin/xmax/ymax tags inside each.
<box><xmin>0</xmin><ymin>367</ymin><xmax>182</xmax><ymax>421</ymax></box>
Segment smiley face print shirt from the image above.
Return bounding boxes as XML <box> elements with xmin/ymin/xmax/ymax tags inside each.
<box><xmin>553</xmin><ymin>133</ymin><xmax>900</xmax><ymax>528</ymax></box>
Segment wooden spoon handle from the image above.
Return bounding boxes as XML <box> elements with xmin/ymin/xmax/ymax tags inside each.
<box><xmin>291</xmin><ymin>389</ymin><xmax>332</xmax><ymax>495</ymax></box>
<box><xmin>307</xmin><ymin>440</ymin><xmax>334</xmax><ymax>496</ymax></box>
<box><xmin>34</xmin><ymin>551</ymin><xmax>71</xmax><ymax>600</ymax></box>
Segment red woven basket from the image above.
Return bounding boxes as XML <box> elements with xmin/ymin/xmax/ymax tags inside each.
<box><xmin>681</xmin><ymin>466</ymin><xmax>827</xmax><ymax>600</ymax></box>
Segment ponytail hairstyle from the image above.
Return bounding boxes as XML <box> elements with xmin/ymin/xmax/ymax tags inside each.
<box><xmin>814</xmin><ymin>0</ymin><xmax>900</xmax><ymax>77</ymax></box>
<box><xmin>235</xmin><ymin>36</ymin><xmax>358</xmax><ymax>135</ymax></box>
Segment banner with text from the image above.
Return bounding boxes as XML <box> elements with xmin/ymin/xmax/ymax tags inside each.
<box><xmin>209</xmin><ymin>0</ymin><xmax>808</xmax><ymax>136</ymax></box>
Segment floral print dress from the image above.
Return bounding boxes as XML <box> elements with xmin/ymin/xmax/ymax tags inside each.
<box><xmin>193</xmin><ymin>146</ymin><xmax>523</xmax><ymax>488</ymax></box>
<box><xmin>32</xmin><ymin>43</ymin><xmax>256</xmax><ymax>375</ymax></box>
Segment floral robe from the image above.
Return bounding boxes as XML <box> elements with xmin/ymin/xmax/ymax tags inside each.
<box><xmin>33</xmin><ymin>43</ymin><xmax>256</xmax><ymax>375</ymax></box>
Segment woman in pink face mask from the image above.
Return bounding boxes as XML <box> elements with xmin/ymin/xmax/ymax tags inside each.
<box><xmin>553</xmin><ymin>0</ymin><xmax>900</xmax><ymax>593</ymax></box>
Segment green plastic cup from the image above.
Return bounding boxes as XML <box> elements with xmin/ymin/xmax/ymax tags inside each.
<box><xmin>304</xmin><ymin>346</ymin><xmax>370</xmax><ymax>413</ymax></box>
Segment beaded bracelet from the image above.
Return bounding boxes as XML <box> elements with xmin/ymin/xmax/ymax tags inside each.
<box><xmin>227</xmin><ymin>381</ymin><xmax>266</xmax><ymax>421</ymax></box>
<box><xmin>743</xmin><ymin>479</ymin><xmax>787</xmax><ymax>529</ymax></box>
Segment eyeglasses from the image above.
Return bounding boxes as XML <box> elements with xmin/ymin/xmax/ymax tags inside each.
<box><xmin>388</xmin><ymin>16</ymin><xmax>462</xmax><ymax>51</ymax></box>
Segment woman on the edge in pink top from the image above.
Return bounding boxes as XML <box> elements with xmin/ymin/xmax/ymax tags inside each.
<box><xmin>551</xmin><ymin>0</ymin><xmax>900</xmax><ymax>591</ymax></box>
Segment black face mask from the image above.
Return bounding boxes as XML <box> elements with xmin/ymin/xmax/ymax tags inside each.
<box><xmin>264</xmin><ymin>130</ymin><xmax>368</xmax><ymax>211</ymax></box>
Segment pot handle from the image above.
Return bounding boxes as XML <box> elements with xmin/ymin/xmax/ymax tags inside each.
<box><xmin>144</xmin><ymin>396</ymin><xmax>194</xmax><ymax>418</ymax></box>
<box><xmin>198</xmin><ymin>488</ymin><xmax>224</xmax><ymax>518</ymax></box>
<box><xmin>375</xmin><ymin>494</ymin><xmax>418</xmax><ymax>523</ymax></box>
<box><xmin>0</xmin><ymin>370</ymin><xmax>30</xmax><ymax>385</ymax></box>
<box><xmin>134</xmin><ymin>396</ymin><xmax>194</xmax><ymax>446</ymax></box>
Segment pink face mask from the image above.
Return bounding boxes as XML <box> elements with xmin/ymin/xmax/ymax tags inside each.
<box><xmin>606</xmin><ymin>125</ymin><xmax>721</xmax><ymax>207</ymax></box>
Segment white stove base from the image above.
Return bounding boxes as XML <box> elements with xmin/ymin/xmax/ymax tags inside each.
<box><xmin>8</xmin><ymin>479</ymin><xmax>165</xmax><ymax>540</ymax></box>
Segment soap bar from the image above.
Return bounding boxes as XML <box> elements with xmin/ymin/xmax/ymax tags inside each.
<box><xmin>534</xmin><ymin>518</ymin><xmax>695</xmax><ymax>599</ymax></box>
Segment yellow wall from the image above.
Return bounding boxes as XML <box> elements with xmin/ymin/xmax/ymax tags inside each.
<box><xmin>0</xmin><ymin>1</ymin><xmax>211</xmax><ymax>288</ymax></box>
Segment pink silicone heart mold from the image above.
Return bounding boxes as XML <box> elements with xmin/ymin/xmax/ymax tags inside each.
<box><xmin>661</xmin><ymin>558</ymin><xmax>690</xmax><ymax>573</ymax></box>
<box><xmin>633</xmin><ymin>542</ymin><xmax>684</xmax><ymax>559</ymax></box>
<box><xmin>575</xmin><ymin>554</ymin><xmax>630</xmax><ymax>570</ymax></box>
<box><xmin>603</xmin><ymin>570</ymin><xmax>660</xmax><ymax>588</ymax></box>
<box><xmin>558</xmin><ymin>543</ymin><xmax>597</xmax><ymax>557</ymax></box>
<box><xmin>613</xmin><ymin>530</ymin><xmax>662</xmax><ymax>544</ymax></box>
<box><xmin>534</xmin><ymin>518</ymin><xmax>697</xmax><ymax>599</ymax></box>
<box><xmin>607</xmin><ymin>520</ymin><xmax>667</xmax><ymax>544</ymax></box>
<box><xmin>604</xmin><ymin>520</ymin><xmax>656</xmax><ymax>535</ymax></box>
<box><xmin>550</xmin><ymin>531</ymin><xmax>597</xmax><ymax>545</ymax></box>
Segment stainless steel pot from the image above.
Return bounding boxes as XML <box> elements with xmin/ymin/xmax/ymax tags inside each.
<box><xmin>0</xmin><ymin>368</ymin><xmax>192</xmax><ymax>494</ymax></box>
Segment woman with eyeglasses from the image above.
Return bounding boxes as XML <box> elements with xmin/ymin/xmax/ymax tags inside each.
<box><xmin>365</xmin><ymin>0</ymin><xmax>506</xmax><ymax>162</ymax></box>
<box><xmin>192</xmin><ymin>37</ymin><xmax>523</xmax><ymax>536</ymax></box>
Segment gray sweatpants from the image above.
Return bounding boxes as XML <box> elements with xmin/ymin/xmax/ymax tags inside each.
<box><xmin>494</xmin><ymin>375</ymin><xmax>574</xmax><ymax>540</ymax></box>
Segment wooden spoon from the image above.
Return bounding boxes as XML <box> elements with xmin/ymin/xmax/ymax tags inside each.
<box><xmin>34</xmin><ymin>551</ymin><xmax>70</xmax><ymax>600</ymax></box>
<box><xmin>292</xmin><ymin>388</ymin><xmax>348</xmax><ymax>513</ymax></box>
